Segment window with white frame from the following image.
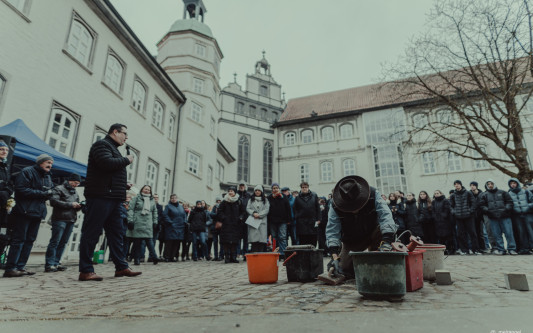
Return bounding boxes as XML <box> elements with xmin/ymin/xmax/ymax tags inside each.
<box><xmin>301</xmin><ymin>129</ymin><xmax>313</xmax><ymax>144</ymax></box>
<box><xmin>263</xmin><ymin>141</ymin><xmax>273</xmax><ymax>185</ymax></box>
<box><xmin>422</xmin><ymin>152</ymin><xmax>436</xmax><ymax>174</ymax></box>
<box><xmin>448</xmin><ymin>151</ymin><xmax>462</xmax><ymax>172</ymax></box>
<box><xmin>259</xmin><ymin>85</ymin><xmax>268</xmax><ymax>97</ymax></box>
<box><xmin>300</xmin><ymin>164</ymin><xmax>309</xmax><ymax>183</ymax></box>
<box><xmin>45</xmin><ymin>106</ymin><xmax>78</xmax><ymax>156</ymax></box>
<box><xmin>321</xmin><ymin>161</ymin><xmax>333</xmax><ymax>182</ymax></box>
<box><xmin>236</xmin><ymin>102</ymin><xmax>244</xmax><ymax>114</ymax></box>
<box><xmin>65</xmin><ymin>14</ymin><xmax>96</xmax><ymax>67</ymax></box>
<box><xmin>193</xmin><ymin>78</ymin><xmax>204</xmax><ymax>94</ymax></box>
<box><xmin>339</xmin><ymin>123</ymin><xmax>353</xmax><ymax>139</ymax></box>
<box><xmin>284</xmin><ymin>132</ymin><xmax>296</xmax><ymax>146</ymax></box>
<box><xmin>162</xmin><ymin>169</ymin><xmax>171</xmax><ymax>202</ymax></box>
<box><xmin>342</xmin><ymin>159</ymin><xmax>356</xmax><ymax>177</ymax></box>
<box><xmin>237</xmin><ymin>135</ymin><xmax>250</xmax><ymax>183</ymax></box>
<box><xmin>191</xmin><ymin>102</ymin><xmax>203</xmax><ymax>123</ymax></box>
<box><xmin>92</xmin><ymin>127</ymin><xmax>106</xmax><ymax>143</ymax></box>
<box><xmin>126</xmin><ymin>147</ymin><xmax>139</xmax><ymax>183</ymax></box>
<box><xmin>207</xmin><ymin>165</ymin><xmax>213</xmax><ymax>188</ymax></box>
<box><xmin>146</xmin><ymin>160</ymin><xmax>158</xmax><ymax>190</ymax></box>
<box><xmin>152</xmin><ymin>99</ymin><xmax>164</xmax><ymax>130</ymax></box>
<box><xmin>472</xmin><ymin>148</ymin><xmax>489</xmax><ymax>169</ymax></box>
<box><xmin>321</xmin><ymin>126</ymin><xmax>334</xmax><ymax>141</ymax></box>
<box><xmin>131</xmin><ymin>79</ymin><xmax>146</xmax><ymax>113</ymax></box>
<box><xmin>413</xmin><ymin>113</ymin><xmax>428</xmax><ymax>128</ymax></box>
<box><xmin>195</xmin><ymin>43</ymin><xmax>206</xmax><ymax>57</ymax></box>
<box><xmin>187</xmin><ymin>151</ymin><xmax>201</xmax><ymax>176</ymax></box>
<box><xmin>168</xmin><ymin>113</ymin><xmax>176</xmax><ymax>139</ymax></box>
<box><xmin>216</xmin><ymin>160</ymin><xmax>224</xmax><ymax>181</ymax></box>
<box><xmin>103</xmin><ymin>51</ymin><xmax>125</xmax><ymax>93</ymax></box>
<box><xmin>436</xmin><ymin>109</ymin><xmax>452</xmax><ymax>124</ymax></box>
<box><xmin>210</xmin><ymin>117</ymin><xmax>216</xmax><ymax>137</ymax></box>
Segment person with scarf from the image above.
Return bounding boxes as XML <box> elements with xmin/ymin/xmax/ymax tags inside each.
<box><xmin>267</xmin><ymin>183</ymin><xmax>291</xmax><ymax>258</ymax></box>
<box><xmin>293</xmin><ymin>182</ymin><xmax>320</xmax><ymax>247</ymax></box>
<box><xmin>247</xmin><ymin>185</ymin><xmax>270</xmax><ymax>253</ymax></box>
<box><xmin>217</xmin><ymin>186</ymin><xmax>245</xmax><ymax>263</ymax></box>
<box><xmin>126</xmin><ymin>185</ymin><xmax>158</xmax><ymax>265</ymax></box>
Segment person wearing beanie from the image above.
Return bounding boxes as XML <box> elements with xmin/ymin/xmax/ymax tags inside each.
<box><xmin>3</xmin><ymin>152</ymin><xmax>54</xmax><ymax>277</ymax></box>
<box><xmin>267</xmin><ymin>183</ymin><xmax>291</xmax><ymax>259</ymax></box>
<box><xmin>246</xmin><ymin>185</ymin><xmax>270</xmax><ymax>253</ymax></box>
<box><xmin>188</xmin><ymin>200</ymin><xmax>208</xmax><ymax>261</ymax></box>
<box><xmin>469</xmin><ymin>181</ymin><xmax>491</xmax><ymax>254</ymax></box>
<box><xmin>508</xmin><ymin>178</ymin><xmax>533</xmax><ymax>254</ymax></box>
<box><xmin>450</xmin><ymin>179</ymin><xmax>480</xmax><ymax>255</ymax></box>
<box><xmin>45</xmin><ymin>173</ymin><xmax>82</xmax><ymax>272</ymax></box>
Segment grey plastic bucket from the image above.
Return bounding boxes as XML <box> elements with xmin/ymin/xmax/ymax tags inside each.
<box><xmin>417</xmin><ymin>244</ymin><xmax>446</xmax><ymax>281</ymax></box>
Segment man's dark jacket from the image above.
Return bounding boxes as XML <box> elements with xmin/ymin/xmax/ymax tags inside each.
<box><xmin>84</xmin><ymin>135</ymin><xmax>130</xmax><ymax>200</ymax></box>
<box><xmin>50</xmin><ymin>181</ymin><xmax>80</xmax><ymax>223</ymax></box>
<box><xmin>13</xmin><ymin>164</ymin><xmax>53</xmax><ymax>219</ymax></box>
<box><xmin>450</xmin><ymin>187</ymin><xmax>475</xmax><ymax>219</ymax></box>
<box><xmin>267</xmin><ymin>194</ymin><xmax>291</xmax><ymax>225</ymax></box>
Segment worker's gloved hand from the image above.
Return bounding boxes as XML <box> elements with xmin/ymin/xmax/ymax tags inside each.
<box><xmin>378</xmin><ymin>241</ymin><xmax>393</xmax><ymax>252</ymax></box>
<box><xmin>127</xmin><ymin>223</ymin><xmax>134</xmax><ymax>231</ymax></box>
<box><xmin>327</xmin><ymin>258</ymin><xmax>343</xmax><ymax>277</ymax></box>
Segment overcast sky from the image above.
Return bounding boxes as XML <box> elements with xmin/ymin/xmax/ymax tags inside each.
<box><xmin>110</xmin><ymin>0</ymin><xmax>433</xmax><ymax>100</ymax></box>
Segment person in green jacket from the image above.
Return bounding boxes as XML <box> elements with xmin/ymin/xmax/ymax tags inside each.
<box><xmin>126</xmin><ymin>185</ymin><xmax>158</xmax><ymax>265</ymax></box>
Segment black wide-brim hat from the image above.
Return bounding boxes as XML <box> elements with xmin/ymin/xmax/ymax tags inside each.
<box><xmin>332</xmin><ymin>175</ymin><xmax>371</xmax><ymax>213</ymax></box>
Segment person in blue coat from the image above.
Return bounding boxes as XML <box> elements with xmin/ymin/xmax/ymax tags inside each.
<box><xmin>162</xmin><ymin>194</ymin><xmax>187</xmax><ymax>261</ymax></box>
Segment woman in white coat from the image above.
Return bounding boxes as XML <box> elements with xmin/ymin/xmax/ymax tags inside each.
<box><xmin>246</xmin><ymin>185</ymin><xmax>270</xmax><ymax>253</ymax></box>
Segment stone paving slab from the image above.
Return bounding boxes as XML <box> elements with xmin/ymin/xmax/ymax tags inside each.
<box><xmin>0</xmin><ymin>255</ymin><xmax>532</xmax><ymax>323</ymax></box>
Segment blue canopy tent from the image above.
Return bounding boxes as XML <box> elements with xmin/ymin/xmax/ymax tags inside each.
<box><xmin>0</xmin><ymin>119</ymin><xmax>87</xmax><ymax>180</ymax></box>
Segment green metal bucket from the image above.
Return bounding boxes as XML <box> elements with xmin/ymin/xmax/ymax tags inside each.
<box><xmin>349</xmin><ymin>251</ymin><xmax>408</xmax><ymax>300</ymax></box>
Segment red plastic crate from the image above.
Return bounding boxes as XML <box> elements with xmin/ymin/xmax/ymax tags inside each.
<box><xmin>405</xmin><ymin>250</ymin><xmax>425</xmax><ymax>292</ymax></box>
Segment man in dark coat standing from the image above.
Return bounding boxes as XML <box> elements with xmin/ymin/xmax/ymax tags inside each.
<box><xmin>267</xmin><ymin>183</ymin><xmax>291</xmax><ymax>259</ymax></box>
<box><xmin>0</xmin><ymin>140</ymin><xmax>13</xmax><ymax>264</ymax></box>
<box><xmin>78</xmin><ymin>123</ymin><xmax>141</xmax><ymax>281</ymax></box>
<box><xmin>3</xmin><ymin>154</ymin><xmax>54</xmax><ymax>277</ymax></box>
<box><xmin>450</xmin><ymin>180</ymin><xmax>480</xmax><ymax>255</ymax></box>
<box><xmin>293</xmin><ymin>182</ymin><xmax>321</xmax><ymax>247</ymax></box>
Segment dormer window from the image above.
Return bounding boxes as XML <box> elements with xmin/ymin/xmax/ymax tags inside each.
<box><xmin>259</xmin><ymin>85</ymin><xmax>268</xmax><ymax>97</ymax></box>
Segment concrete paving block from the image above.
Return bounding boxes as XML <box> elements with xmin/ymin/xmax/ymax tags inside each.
<box><xmin>504</xmin><ymin>273</ymin><xmax>529</xmax><ymax>291</ymax></box>
<box><xmin>435</xmin><ymin>270</ymin><xmax>453</xmax><ymax>285</ymax></box>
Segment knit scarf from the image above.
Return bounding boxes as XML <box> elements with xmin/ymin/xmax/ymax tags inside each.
<box><xmin>224</xmin><ymin>193</ymin><xmax>240</xmax><ymax>203</ymax></box>
<box><xmin>141</xmin><ymin>193</ymin><xmax>151</xmax><ymax>215</ymax></box>
<box><xmin>272</xmin><ymin>192</ymin><xmax>282</xmax><ymax>198</ymax></box>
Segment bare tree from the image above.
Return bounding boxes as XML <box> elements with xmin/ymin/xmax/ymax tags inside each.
<box><xmin>385</xmin><ymin>0</ymin><xmax>533</xmax><ymax>184</ymax></box>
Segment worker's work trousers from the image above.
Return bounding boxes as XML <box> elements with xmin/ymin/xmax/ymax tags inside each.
<box><xmin>339</xmin><ymin>227</ymin><xmax>382</xmax><ymax>279</ymax></box>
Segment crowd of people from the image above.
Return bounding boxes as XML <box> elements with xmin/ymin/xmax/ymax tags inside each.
<box><xmin>1</xmin><ymin>123</ymin><xmax>533</xmax><ymax>281</ymax></box>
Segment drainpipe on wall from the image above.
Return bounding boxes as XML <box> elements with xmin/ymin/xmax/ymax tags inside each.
<box><xmin>171</xmin><ymin>101</ymin><xmax>185</xmax><ymax>196</ymax></box>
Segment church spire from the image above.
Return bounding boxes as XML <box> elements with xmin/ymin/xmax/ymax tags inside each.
<box><xmin>183</xmin><ymin>0</ymin><xmax>207</xmax><ymax>22</ymax></box>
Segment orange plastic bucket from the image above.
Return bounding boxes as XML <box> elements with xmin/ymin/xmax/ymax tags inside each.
<box><xmin>244</xmin><ymin>252</ymin><xmax>280</xmax><ymax>284</ymax></box>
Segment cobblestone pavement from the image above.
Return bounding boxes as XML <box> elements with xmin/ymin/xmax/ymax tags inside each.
<box><xmin>1</xmin><ymin>254</ymin><xmax>532</xmax><ymax>331</ymax></box>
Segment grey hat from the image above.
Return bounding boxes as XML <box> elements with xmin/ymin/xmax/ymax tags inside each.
<box><xmin>254</xmin><ymin>184</ymin><xmax>264</xmax><ymax>192</ymax></box>
<box><xmin>36</xmin><ymin>153</ymin><xmax>54</xmax><ymax>165</ymax></box>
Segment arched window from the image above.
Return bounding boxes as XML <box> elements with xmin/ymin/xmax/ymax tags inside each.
<box><xmin>104</xmin><ymin>53</ymin><xmax>124</xmax><ymax>93</ymax></box>
<box><xmin>263</xmin><ymin>141</ymin><xmax>273</xmax><ymax>185</ymax></box>
<box><xmin>320</xmin><ymin>161</ymin><xmax>333</xmax><ymax>182</ymax></box>
<box><xmin>300</xmin><ymin>164</ymin><xmax>309</xmax><ymax>183</ymax></box>
<box><xmin>146</xmin><ymin>160</ymin><xmax>158</xmax><ymax>190</ymax></box>
<box><xmin>284</xmin><ymin>132</ymin><xmax>296</xmax><ymax>146</ymax></box>
<box><xmin>131</xmin><ymin>80</ymin><xmax>146</xmax><ymax>113</ymax></box>
<box><xmin>342</xmin><ymin>159</ymin><xmax>356</xmax><ymax>177</ymax></box>
<box><xmin>321</xmin><ymin>127</ymin><xmax>334</xmax><ymax>141</ymax></box>
<box><xmin>271</xmin><ymin>111</ymin><xmax>279</xmax><ymax>122</ymax></box>
<box><xmin>339</xmin><ymin>124</ymin><xmax>353</xmax><ymax>139</ymax></box>
<box><xmin>261</xmin><ymin>108</ymin><xmax>268</xmax><ymax>120</ymax></box>
<box><xmin>45</xmin><ymin>108</ymin><xmax>78</xmax><ymax>156</ymax></box>
<box><xmin>168</xmin><ymin>114</ymin><xmax>176</xmax><ymax>139</ymax></box>
<box><xmin>238</xmin><ymin>135</ymin><xmax>250</xmax><ymax>182</ymax></box>
<box><xmin>126</xmin><ymin>147</ymin><xmax>139</xmax><ymax>183</ymax></box>
<box><xmin>301</xmin><ymin>129</ymin><xmax>313</xmax><ymax>144</ymax></box>
<box><xmin>249</xmin><ymin>105</ymin><xmax>256</xmax><ymax>118</ymax></box>
<box><xmin>259</xmin><ymin>85</ymin><xmax>268</xmax><ymax>97</ymax></box>
<box><xmin>236</xmin><ymin>102</ymin><xmax>245</xmax><ymax>114</ymax></box>
<box><xmin>152</xmin><ymin>99</ymin><xmax>164</xmax><ymax>130</ymax></box>
<box><xmin>66</xmin><ymin>19</ymin><xmax>95</xmax><ymax>67</ymax></box>
<box><xmin>161</xmin><ymin>169</ymin><xmax>171</xmax><ymax>202</ymax></box>
<box><xmin>92</xmin><ymin>128</ymin><xmax>106</xmax><ymax>143</ymax></box>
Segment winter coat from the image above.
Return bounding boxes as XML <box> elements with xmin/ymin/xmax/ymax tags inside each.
<box><xmin>388</xmin><ymin>200</ymin><xmax>406</xmax><ymax>230</ymax></box>
<box><xmin>470</xmin><ymin>189</ymin><xmax>484</xmax><ymax>218</ymax></box>
<box><xmin>0</xmin><ymin>160</ymin><xmax>13</xmax><ymax>209</ymax></box>
<box><xmin>49</xmin><ymin>181</ymin><xmax>81</xmax><ymax>223</ymax></box>
<box><xmin>432</xmin><ymin>196</ymin><xmax>453</xmax><ymax>238</ymax></box>
<box><xmin>293</xmin><ymin>191</ymin><xmax>320</xmax><ymax>236</ymax></box>
<box><xmin>417</xmin><ymin>199</ymin><xmax>432</xmax><ymax>224</ymax></box>
<box><xmin>13</xmin><ymin>164</ymin><xmax>53</xmax><ymax>220</ymax></box>
<box><xmin>162</xmin><ymin>201</ymin><xmax>187</xmax><ymax>240</ymax></box>
<box><xmin>404</xmin><ymin>199</ymin><xmax>423</xmax><ymax>237</ymax></box>
<box><xmin>246</xmin><ymin>196</ymin><xmax>270</xmax><ymax>243</ymax></box>
<box><xmin>188</xmin><ymin>207</ymin><xmax>208</xmax><ymax>233</ymax></box>
<box><xmin>267</xmin><ymin>194</ymin><xmax>291</xmax><ymax>225</ymax></box>
<box><xmin>126</xmin><ymin>195</ymin><xmax>158</xmax><ymax>239</ymax></box>
<box><xmin>450</xmin><ymin>187</ymin><xmax>475</xmax><ymax>219</ymax></box>
<box><xmin>155</xmin><ymin>203</ymin><xmax>164</xmax><ymax>237</ymax></box>
<box><xmin>479</xmin><ymin>181</ymin><xmax>513</xmax><ymax>219</ymax></box>
<box><xmin>319</xmin><ymin>203</ymin><xmax>329</xmax><ymax>230</ymax></box>
<box><xmin>84</xmin><ymin>135</ymin><xmax>130</xmax><ymax>200</ymax></box>
<box><xmin>508</xmin><ymin>178</ymin><xmax>533</xmax><ymax>215</ymax></box>
<box><xmin>218</xmin><ymin>195</ymin><xmax>245</xmax><ymax>244</ymax></box>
